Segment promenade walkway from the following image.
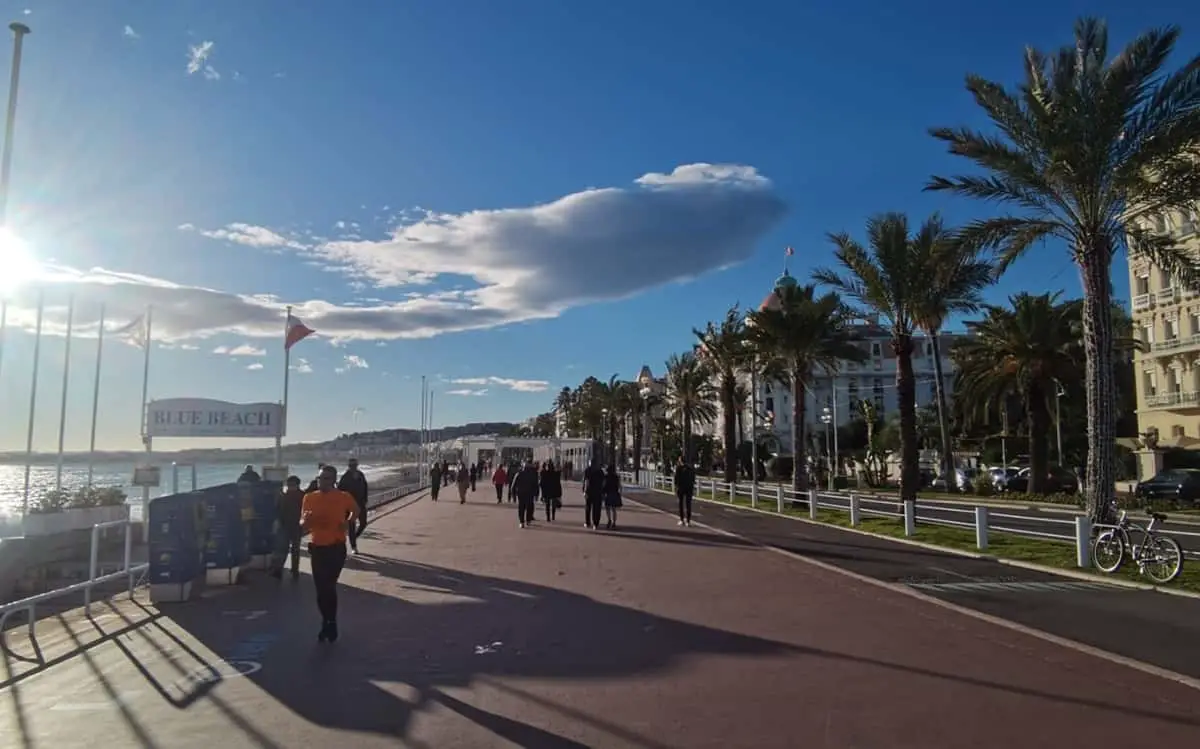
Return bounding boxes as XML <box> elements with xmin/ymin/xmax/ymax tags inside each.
<box><xmin>2</xmin><ymin>486</ymin><xmax>1200</xmax><ymax>748</ymax></box>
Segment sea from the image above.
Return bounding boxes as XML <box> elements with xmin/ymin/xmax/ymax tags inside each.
<box><xmin>0</xmin><ymin>460</ymin><xmax>413</xmax><ymax>524</ymax></box>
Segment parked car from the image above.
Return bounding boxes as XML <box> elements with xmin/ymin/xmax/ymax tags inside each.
<box><xmin>931</xmin><ymin>468</ymin><xmax>977</xmax><ymax>493</ymax></box>
<box><xmin>987</xmin><ymin>466</ymin><xmax>1021</xmax><ymax>492</ymax></box>
<box><xmin>1003</xmin><ymin>466</ymin><xmax>1079</xmax><ymax>494</ymax></box>
<box><xmin>1135</xmin><ymin>468</ymin><xmax>1200</xmax><ymax>504</ymax></box>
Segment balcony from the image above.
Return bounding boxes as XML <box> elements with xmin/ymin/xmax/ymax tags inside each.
<box><xmin>1157</xmin><ymin>286</ymin><xmax>1180</xmax><ymax>305</ymax></box>
<box><xmin>1150</xmin><ymin>332</ymin><xmax>1200</xmax><ymax>353</ymax></box>
<box><xmin>1145</xmin><ymin>390</ymin><xmax>1200</xmax><ymax>409</ymax></box>
<box><xmin>1133</xmin><ymin>293</ymin><xmax>1153</xmax><ymax>311</ymax></box>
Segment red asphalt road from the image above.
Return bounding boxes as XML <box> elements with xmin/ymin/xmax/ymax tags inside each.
<box><xmin>3</xmin><ymin>486</ymin><xmax>1200</xmax><ymax>748</ymax></box>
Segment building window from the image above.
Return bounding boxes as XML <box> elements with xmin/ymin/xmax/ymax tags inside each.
<box><xmin>870</xmin><ymin>342</ymin><xmax>882</xmax><ymax>357</ymax></box>
<box><xmin>925</xmin><ymin>342</ymin><xmax>933</xmax><ymax>357</ymax></box>
<box><xmin>1135</xmin><ymin>275</ymin><xmax>1150</xmax><ymax>295</ymax></box>
<box><xmin>1160</xmin><ymin>269</ymin><xmax>1173</xmax><ymax>289</ymax></box>
<box><xmin>1166</xmin><ymin>318</ymin><xmax>1179</xmax><ymax>340</ymax></box>
<box><xmin>1142</xmin><ymin>325</ymin><xmax>1154</xmax><ymax>345</ymax></box>
<box><xmin>1174</xmin><ymin>425</ymin><xmax>1186</xmax><ymax>438</ymax></box>
<box><xmin>1170</xmin><ymin>368</ymin><xmax>1183</xmax><ymax>393</ymax></box>
<box><xmin>1154</xmin><ymin>214</ymin><xmax>1169</xmax><ymax>234</ymax></box>
<box><xmin>928</xmin><ymin>381</ymin><xmax>938</xmax><ymax>402</ymax></box>
<box><xmin>1144</xmin><ymin>371</ymin><xmax>1157</xmax><ymax>396</ymax></box>
<box><xmin>765</xmin><ymin>396</ymin><xmax>774</xmax><ymax>415</ymax></box>
<box><xmin>1182</xmin><ymin>208</ymin><xmax>1198</xmax><ymax>235</ymax></box>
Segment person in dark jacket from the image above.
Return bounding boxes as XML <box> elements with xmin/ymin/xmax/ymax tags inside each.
<box><xmin>441</xmin><ymin>460</ymin><xmax>450</xmax><ymax>487</ymax></box>
<box><xmin>539</xmin><ymin>460</ymin><xmax>563</xmax><ymax>522</ymax></box>
<box><xmin>674</xmin><ymin>456</ymin><xmax>697</xmax><ymax>527</ymax></box>
<box><xmin>238</xmin><ymin>464</ymin><xmax>261</xmax><ymax>483</ymax></box>
<box><xmin>337</xmin><ymin>458</ymin><xmax>370</xmax><ymax>553</ymax></box>
<box><xmin>429</xmin><ymin>462</ymin><xmax>442</xmax><ymax>501</ymax></box>
<box><xmin>270</xmin><ymin>475</ymin><xmax>305</xmax><ymax>579</ymax></box>
<box><xmin>582</xmin><ymin>460</ymin><xmax>605</xmax><ymax>530</ymax></box>
<box><xmin>602</xmin><ymin>464</ymin><xmax>623</xmax><ymax>530</ymax></box>
<box><xmin>507</xmin><ymin>462</ymin><xmax>520</xmax><ymax>503</ymax></box>
<box><xmin>511</xmin><ymin>459</ymin><xmax>540</xmax><ymax>528</ymax></box>
<box><xmin>306</xmin><ymin>463</ymin><xmax>329</xmax><ymax>493</ymax></box>
<box><xmin>468</xmin><ymin>463</ymin><xmax>478</xmax><ymax>492</ymax></box>
<box><xmin>491</xmin><ymin>464</ymin><xmax>508</xmax><ymax>503</ymax></box>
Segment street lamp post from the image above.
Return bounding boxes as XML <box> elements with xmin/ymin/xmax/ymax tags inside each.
<box><xmin>1054</xmin><ymin>379</ymin><xmax>1066</xmax><ymax>466</ymax></box>
<box><xmin>821</xmin><ymin>406</ymin><xmax>833</xmax><ymax>491</ymax></box>
<box><xmin>601</xmin><ymin>407</ymin><xmax>610</xmax><ymax>467</ymax></box>
<box><xmin>638</xmin><ymin>385</ymin><xmax>652</xmax><ymax>481</ymax></box>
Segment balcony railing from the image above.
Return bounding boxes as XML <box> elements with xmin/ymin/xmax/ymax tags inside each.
<box><xmin>1157</xmin><ymin>286</ymin><xmax>1180</xmax><ymax>304</ymax></box>
<box><xmin>1133</xmin><ymin>293</ymin><xmax>1153</xmax><ymax>311</ymax></box>
<box><xmin>1145</xmin><ymin>390</ymin><xmax>1200</xmax><ymax>408</ymax></box>
<box><xmin>1150</xmin><ymin>332</ymin><xmax>1200</xmax><ymax>353</ymax></box>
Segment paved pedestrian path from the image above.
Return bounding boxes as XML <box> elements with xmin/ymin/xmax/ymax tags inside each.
<box><xmin>3</xmin><ymin>486</ymin><xmax>1200</xmax><ymax>747</ymax></box>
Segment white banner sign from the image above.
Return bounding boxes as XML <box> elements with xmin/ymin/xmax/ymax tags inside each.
<box><xmin>147</xmin><ymin>398</ymin><xmax>284</xmax><ymax>439</ymax></box>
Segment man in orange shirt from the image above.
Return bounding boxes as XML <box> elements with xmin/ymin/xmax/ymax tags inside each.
<box><xmin>301</xmin><ymin>464</ymin><xmax>359</xmax><ymax>643</ymax></box>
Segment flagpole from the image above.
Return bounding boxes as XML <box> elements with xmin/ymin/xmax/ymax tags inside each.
<box><xmin>419</xmin><ymin>374</ymin><xmax>426</xmax><ymax>482</ymax></box>
<box><xmin>139</xmin><ymin>306</ymin><xmax>153</xmax><ymax>529</ymax></box>
<box><xmin>277</xmin><ymin>305</ymin><xmax>291</xmax><ymax>467</ymax></box>
<box><xmin>87</xmin><ymin>302</ymin><xmax>105</xmax><ymax>486</ymax></box>
<box><xmin>429</xmin><ymin>389</ymin><xmax>435</xmax><ymax>458</ymax></box>
<box><xmin>54</xmin><ymin>294</ymin><xmax>75</xmax><ymax>490</ymax></box>
<box><xmin>21</xmin><ymin>289</ymin><xmax>44</xmax><ymax>518</ymax></box>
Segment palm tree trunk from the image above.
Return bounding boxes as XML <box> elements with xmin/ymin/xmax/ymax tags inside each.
<box><xmin>1026</xmin><ymin>384</ymin><xmax>1052</xmax><ymax>494</ymax></box>
<box><xmin>1080</xmin><ymin>252</ymin><xmax>1117</xmax><ymax>523</ymax></box>
<box><xmin>791</xmin><ymin>367</ymin><xmax>808</xmax><ymax>492</ymax></box>
<box><xmin>722</xmin><ymin>373</ymin><xmax>738</xmax><ymax>484</ymax></box>
<box><xmin>930</xmin><ymin>333</ymin><xmax>956</xmax><ymax>487</ymax></box>
<box><xmin>894</xmin><ymin>335</ymin><xmax>920</xmax><ymax>503</ymax></box>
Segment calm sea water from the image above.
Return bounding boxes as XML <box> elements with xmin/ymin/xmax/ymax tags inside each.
<box><xmin>0</xmin><ymin>461</ymin><xmax>414</xmax><ymax>519</ymax></box>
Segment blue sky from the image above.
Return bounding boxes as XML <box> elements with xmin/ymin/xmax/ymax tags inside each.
<box><xmin>0</xmin><ymin>0</ymin><xmax>1192</xmax><ymax>451</ymax></box>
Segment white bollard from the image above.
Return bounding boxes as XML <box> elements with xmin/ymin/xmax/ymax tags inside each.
<box><xmin>809</xmin><ymin>489</ymin><xmax>818</xmax><ymax>519</ymax></box>
<box><xmin>750</xmin><ymin>481</ymin><xmax>758</xmax><ymax>509</ymax></box>
<box><xmin>1075</xmin><ymin>516</ymin><xmax>1092</xmax><ymax>568</ymax></box>
<box><xmin>729</xmin><ymin>482</ymin><xmax>735</xmax><ymax>504</ymax></box>
<box><xmin>849</xmin><ymin>493</ymin><xmax>860</xmax><ymax>526</ymax></box>
<box><xmin>776</xmin><ymin>485</ymin><xmax>784</xmax><ymax>513</ymax></box>
<box><xmin>975</xmin><ymin>506</ymin><xmax>988</xmax><ymax>551</ymax></box>
<box><xmin>903</xmin><ymin>500</ymin><xmax>916</xmax><ymax>536</ymax></box>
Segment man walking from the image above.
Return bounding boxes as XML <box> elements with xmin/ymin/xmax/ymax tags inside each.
<box><xmin>337</xmin><ymin>458</ymin><xmax>370</xmax><ymax>553</ymax></box>
<box><xmin>674</xmin><ymin>456</ymin><xmax>696</xmax><ymax>527</ymax></box>
<box><xmin>582</xmin><ymin>459</ymin><xmax>605</xmax><ymax>530</ymax></box>
<box><xmin>469</xmin><ymin>462</ymin><xmax>478</xmax><ymax>492</ymax></box>
<box><xmin>301</xmin><ymin>464</ymin><xmax>359</xmax><ymax>643</ymax></box>
<box><xmin>270</xmin><ymin>475</ymin><xmax>305</xmax><ymax>580</ymax></box>
<box><xmin>511</xmin><ymin>459</ymin><xmax>540</xmax><ymax>528</ymax></box>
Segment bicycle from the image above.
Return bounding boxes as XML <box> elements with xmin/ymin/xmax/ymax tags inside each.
<box><xmin>1091</xmin><ymin>506</ymin><xmax>1184</xmax><ymax>583</ymax></box>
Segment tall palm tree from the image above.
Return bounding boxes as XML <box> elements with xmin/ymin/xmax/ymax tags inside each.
<box><xmin>663</xmin><ymin>351</ymin><xmax>718</xmax><ymax>462</ymax></box>
<box><xmin>952</xmin><ymin>293</ymin><xmax>1084</xmax><ymax>493</ymax></box>
<box><xmin>746</xmin><ymin>277</ymin><xmax>865</xmax><ymax>492</ymax></box>
<box><xmin>814</xmin><ymin>213</ymin><xmax>932</xmax><ymax>503</ymax></box>
<box><xmin>908</xmin><ymin>217</ymin><xmax>996</xmax><ymax>489</ymax></box>
<box><xmin>695</xmin><ymin>305</ymin><xmax>747</xmax><ymax>484</ymax></box>
<box><xmin>926</xmin><ymin>18</ymin><xmax>1200</xmax><ymax>521</ymax></box>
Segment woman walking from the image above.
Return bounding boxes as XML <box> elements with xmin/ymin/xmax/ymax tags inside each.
<box><xmin>540</xmin><ymin>460</ymin><xmax>563</xmax><ymax>522</ymax></box>
<box><xmin>456</xmin><ymin>462</ymin><xmax>471</xmax><ymax>503</ymax></box>
<box><xmin>602</xmin><ymin>464</ymin><xmax>623</xmax><ymax>530</ymax></box>
<box><xmin>300</xmin><ymin>464</ymin><xmax>359</xmax><ymax>643</ymax></box>
<box><xmin>491</xmin><ymin>463</ymin><xmax>508</xmax><ymax>503</ymax></box>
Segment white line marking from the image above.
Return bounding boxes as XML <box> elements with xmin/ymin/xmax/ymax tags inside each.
<box><xmin>627</xmin><ymin>493</ymin><xmax>1200</xmax><ymax>693</ymax></box>
<box><xmin>928</xmin><ymin>565</ymin><xmax>975</xmax><ymax>581</ymax></box>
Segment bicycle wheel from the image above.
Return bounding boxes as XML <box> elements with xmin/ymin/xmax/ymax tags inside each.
<box><xmin>1092</xmin><ymin>530</ymin><xmax>1125</xmax><ymax>573</ymax></box>
<box><xmin>1142</xmin><ymin>535</ymin><xmax>1184</xmax><ymax>584</ymax></box>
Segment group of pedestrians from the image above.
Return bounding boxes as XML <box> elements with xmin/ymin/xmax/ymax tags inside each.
<box><xmin>262</xmin><ymin>459</ymin><xmax>372</xmax><ymax>644</ymax></box>
<box><xmin>506</xmin><ymin>459</ymin><xmax>565</xmax><ymax>527</ymax></box>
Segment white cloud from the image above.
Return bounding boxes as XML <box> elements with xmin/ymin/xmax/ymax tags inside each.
<box><xmin>1</xmin><ymin>164</ymin><xmax>783</xmax><ymax>345</ymax></box>
<box><xmin>203</xmin><ymin>65</ymin><xmax>220</xmax><ymax>81</ymax></box>
<box><xmin>179</xmin><ymin>343</ymin><xmax>200</xmax><ymax>351</ymax></box>
<box><xmin>212</xmin><ymin>343</ymin><xmax>266</xmax><ymax>356</ymax></box>
<box><xmin>334</xmin><ymin>354</ymin><xmax>368</xmax><ymax>374</ymax></box>
<box><xmin>449</xmin><ymin>376</ymin><xmax>549</xmax><ymax>393</ymax></box>
<box><xmin>246</xmin><ymin>362</ymin><xmax>264</xmax><ymax>370</ymax></box>
<box><xmin>123</xmin><ymin>25</ymin><xmax>139</xmax><ymax>39</ymax></box>
<box><xmin>446</xmin><ymin>388</ymin><xmax>488</xmax><ymax>397</ymax></box>
<box><xmin>291</xmin><ymin>358</ymin><xmax>313</xmax><ymax>374</ymax></box>
<box><xmin>177</xmin><ymin>222</ymin><xmax>195</xmax><ymax>231</ymax></box>
<box><xmin>186</xmin><ymin>40</ymin><xmax>214</xmax><ymax>75</ymax></box>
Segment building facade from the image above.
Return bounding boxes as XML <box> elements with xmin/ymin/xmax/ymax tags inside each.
<box><xmin>1129</xmin><ymin>207</ymin><xmax>1200</xmax><ymax>439</ymax></box>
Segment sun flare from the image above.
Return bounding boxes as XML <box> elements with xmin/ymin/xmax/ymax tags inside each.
<box><xmin>0</xmin><ymin>228</ymin><xmax>41</xmax><ymax>294</ymax></box>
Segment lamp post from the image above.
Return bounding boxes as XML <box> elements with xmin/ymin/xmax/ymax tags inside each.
<box><xmin>601</xmin><ymin>407</ymin><xmax>610</xmax><ymax>467</ymax></box>
<box><xmin>0</xmin><ymin>21</ymin><xmax>31</xmax><ymax>226</ymax></box>
<box><xmin>1054</xmin><ymin>379</ymin><xmax>1066</xmax><ymax>466</ymax></box>
<box><xmin>821</xmin><ymin>406</ymin><xmax>833</xmax><ymax>490</ymax></box>
<box><xmin>638</xmin><ymin>385</ymin><xmax>652</xmax><ymax>481</ymax></box>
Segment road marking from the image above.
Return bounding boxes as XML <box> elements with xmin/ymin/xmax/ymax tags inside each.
<box><xmin>222</xmin><ymin>610</ymin><xmax>268</xmax><ymax>621</ymax></box>
<box><xmin>927</xmin><ymin>565</ymin><xmax>975</xmax><ymax>581</ymax></box>
<box><xmin>626</xmin><ymin>492</ymin><xmax>1200</xmax><ymax>693</ymax></box>
<box><xmin>909</xmin><ymin>580</ymin><xmax>1118</xmax><ymax>594</ymax></box>
<box><xmin>50</xmin><ymin>691</ymin><xmax>142</xmax><ymax>711</ymax></box>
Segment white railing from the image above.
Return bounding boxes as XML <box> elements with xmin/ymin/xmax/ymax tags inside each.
<box><xmin>367</xmin><ymin>480</ymin><xmax>426</xmax><ymax>509</ymax></box>
<box><xmin>620</xmin><ymin>472</ymin><xmax>1200</xmax><ymax>568</ymax></box>
<box><xmin>1133</xmin><ymin>293</ymin><xmax>1153</xmax><ymax>311</ymax></box>
<box><xmin>0</xmin><ymin>518</ymin><xmax>149</xmax><ymax>643</ymax></box>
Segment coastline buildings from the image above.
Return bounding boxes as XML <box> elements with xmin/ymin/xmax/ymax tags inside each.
<box><xmin>1128</xmin><ymin>208</ymin><xmax>1200</xmax><ymax>440</ymax></box>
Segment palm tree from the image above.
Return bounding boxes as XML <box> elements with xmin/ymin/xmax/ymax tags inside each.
<box><xmin>814</xmin><ymin>213</ymin><xmax>932</xmax><ymax>503</ymax></box>
<box><xmin>907</xmin><ymin>217</ymin><xmax>995</xmax><ymax>489</ymax></box>
<box><xmin>952</xmin><ymin>293</ymin><xmax>1084</xmax><ymax>493</ymax></box>
<box><xmin>926</xmin><ymin>18</ymin><xmax>1200</xmax><ymax>521</ymax></box>
<box><xmin>746</xmin><ymin>277</ymin><xmax>865</xmax><ymax>492</ymax></box>
<box><xmin>663</xmin><ymin>351</ymin><xmax>717</xmax><ymax>462</ymax></box>
<box><xmin>695</xmin><ymin>305</ymin><xmax>747</xmax><ymax>484</ymax></box>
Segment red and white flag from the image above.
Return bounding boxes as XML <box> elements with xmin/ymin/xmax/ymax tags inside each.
<box><xmin>285</xmin><ymin>313</ymin><xmax>315</xmax><ymax>350</ymax></box>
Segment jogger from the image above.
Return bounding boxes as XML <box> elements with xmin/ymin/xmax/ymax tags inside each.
<box><xmin>301</xmin><ymin>464</ymin><xmax>359</xmax><ymax>643</ymax></box>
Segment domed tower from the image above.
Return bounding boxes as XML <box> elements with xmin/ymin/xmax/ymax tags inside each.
<box><xmin>758</xmin><ymin>268</ymin><xmax>798</xmax><ymax>312</ymax></box>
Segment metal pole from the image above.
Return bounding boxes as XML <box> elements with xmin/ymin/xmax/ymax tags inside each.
<box><xmin>750</xmin><ymin>365</ymin><xmax>758</xmax><ymax>485</ymax></box>
<box><xmin>276</xmin><ymin>306</ymin><xmax>290</xmax><ymax>467</ymax></box>
<box><xmin>831</xmin><ymin>380</ymin><xmax>839</xmax><ymax>479</ymax></box>
<box><xmin>1055</xmin><ymin>382</ymin><xmax>1064</xmax><ymax>466</ymax></box>
<box><xmin>0</xmin><ymin>22</ymin><xmax>31</xmax><ymax>226</ymax></box>
<box><xmin>87</xmin><ymin>303</ymin><xmax>105</xmax><ymax>486</ymax></box>
<box><xmin>54</xmin><ymin>295</ymin><xmax>75</xmax><ymax>490</ymax></box>
<box><xmin>21</xmin><ymin>289</ymin><xmax>43</xmax><ymax>517</ymax></box>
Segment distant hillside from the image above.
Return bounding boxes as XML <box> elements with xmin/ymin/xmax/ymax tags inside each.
<box><xmin>330</xmin><ymin>422</ymin><xmax>520</xmax><ymax>445</ymax></box>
